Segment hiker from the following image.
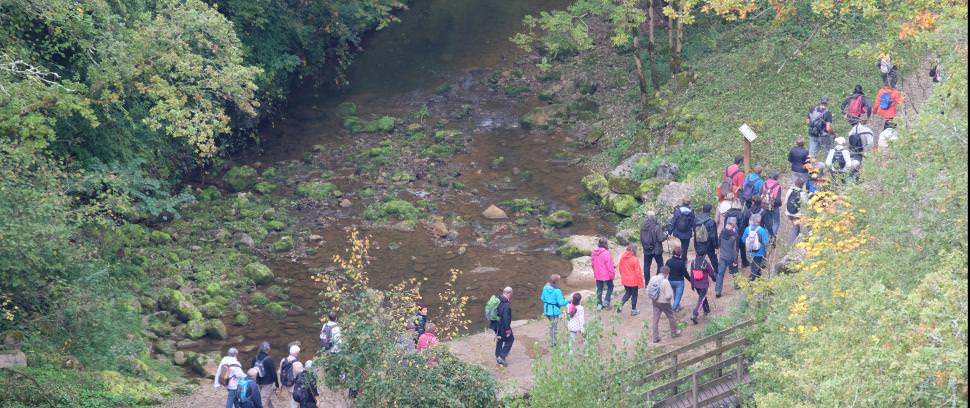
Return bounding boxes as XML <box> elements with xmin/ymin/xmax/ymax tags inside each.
<box><xmin>722</xmin><ymin>155</ymin><xmax>746</xmax><ymax>199</ymax></box>
<box><xmin>540</xmin><ymin>274</ymin><xmax>569</xmax><ymax>345</ymax></box>
<box><xmin>784</xmin><ymin>178</ymin><xmax>809</xmax><ymax>241</ymax></box>
<box><xmin>715</xmin><ymin>217</ymin><xmax>740</xmax><ymax>297</ymax></box>
<box><xmin>788</xmin><ymin>137</ymin><xmax>810</xmax><ymax>186</ymax></box>
<box><xmin>741</xmin><ymin>195</ymin><xmax>770</xmax><ymax>247</ymax></box>
<box><xmin>879</xmin><ymin>53</ymin><xmax>898</xmax><ymax>87</ymax></box>
<box><xmin>825</xmin><ymin>137</ymin><xmax>858</xmax><ymax>180</ymax></box>
<box><xmin>741</xmin><ymin>214</ymin><xmax>770</xmax><ymax>280</ymax></box>
<box><xmin>807</xmin><ymin>96</ymin><xmax>835</xmax><ymax>157</ymax></box>
<box><xmin>279</xmin><ymin>344</ymin><xmax>300</xmax><ymax>408</ymax></box>
<box><xmin>647</xmin><ymin>266</ymin><xmax>682</xmax><ymax>343</ymax></box>
<box><xmin>805</xmin><ymin>160</ymin><xmax>826</xmax><ymax>195</ymax></box>
<box><xmin>878</xmin><ymin>120</ymin><xmax>898</xmax><ymax>152</ymax></box>
<box><xmin>618</xmin><ymin>244</ymin><xmax>645</xmax><ymax>316</ymax></box>
<box><xmin>694</xmin><ymin>204</ymin><xmax>718</xmax><ymax>270</ymax></box>
<box><xmin>762</xmin><ymin>171</ymin><xmax>783</xmax><ymax>238</ymax></box>
<box><xmin>290</xmin><ymin>362</ymin><xmax>318</xmax><ymax>408</ymax></box>
<box><xmin>214</xmin><ymin>347</ymin><xmax>246</xmax><ymax>408</ymax></box>
<box><xmin>847</xmin><ymin>121</ymin><xmax>872</xmax><ymax>174</ymax></box>
<box><xmin>591</xmin><ymin>238</ymin><xmax>616</xmax><ymax>309</ymax></box>
<box><xmin>639</xmin><ymin>210</ymin><xmax>667</xmax><ymax>282</ymax></box>
<box><xmin>319</xmin><ymin>312</ymin><xmax>342</xmax><ymax>354</ymax></box>
<box><xmin>237</xmin><ymin>368</ymin><xmax>264</xmax><ymax>408</ymax></box>
<box><xmin>840</xmin><ymin>84</ymin><xmax>872</xmax><ymax>125</ymax></box>
<box><xmin>494</xmin><ymin>287</ymin><xmax>514</xmax><ymax>367</ymax></box>
<box><xmin>740</xmin><ymin>165</ymin><xmax>765</xmax><ymax>208</ymax></box>
<box><xmin>417</xmin><ymin>322</ymin><xmax>440</xmax><ymax>351</ymax></box>
<box><xmin>396</xmin><ymin>322</ymin><xmax>417</xmax><ymax>354</ymax></box>
<box><xmin>413</xmin><ymin>304</ymin><xmax>429</xmax><ymax>338</ymax></box>
<box><xmin>664</xmin><ymin>246</ymin><xmax>688</xmax><ymax>312</ymax></box>
<box><xmin>250</xmin><ymin>342</ymin><xmax>279</xmax><ymax>408</ymax></box>
<box><xmin>873</xmin><ymin>83</ymin><xmax>903</xmax><ymax>140</ymax></box>
<box><xmin>688</xmin><ymin>253</ymin><xmax>715</xmax><ymax>325</ymax></box>
<box><xmin>722</xmin><ymin>195</ymin><xmax>748</xmax><ymax>270</ymax></box>
<box><xmin>667</xmin><ymin>197</ymin><xmax>695</xmax><ymax>258</ymax></box>
<box><xmin>566</xmin><ymin>293</ymin><xmax>585</xmax><ymax>346</ymax></box>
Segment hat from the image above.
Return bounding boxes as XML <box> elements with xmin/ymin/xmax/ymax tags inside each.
<box><xmin>834</xmin><ymin>136</ymin><xmax>847</xmax><ymax>147</ymax></box>
<box><xmin>820</xmin><ymin>96</ymin><xmax>829</xmax><ymax>104</ymax></box>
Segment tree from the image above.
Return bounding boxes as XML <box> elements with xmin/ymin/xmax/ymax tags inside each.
<box><xmin>609</xmin><ymin>0</ymin><xmax>651</xmax><ymax>111</ymax></box>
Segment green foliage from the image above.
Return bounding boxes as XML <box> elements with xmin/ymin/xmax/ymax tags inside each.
<box><xmin>498</xmin><ymin>198</ymin><xmax>544</xmax><ymax>215</ymax></box>
<box><xmin>270</xmin><ymin>236</ymin><xmax>294</xmax><ymax>252</ymax></box>
<box><xmin>253</xmin><ymin>181</ymin><xmax>276</xmax><ymax>194</ymax></box>
<box><xmin>295</xmin><ymin>181</ymin><xmax>342</xmax><ymax>200</ymax></box>
<box><xmin>354</xmin><ymin>351</ymin><xmax>497</xmax><ymax>407</ymax></box>
<box><xmin>224</xmin><ymin>166</ymin><xmax>259</xmax><ymax>192</ymax></box>
<box><xmin>512</xmin><ymin>10</ymin><xmax>594</xmax><ymax>60</ymax></box>
<box><xmin>364</xmin><ymin>199</ymin><xmax>423</xmax><ymax>223</ymax></box>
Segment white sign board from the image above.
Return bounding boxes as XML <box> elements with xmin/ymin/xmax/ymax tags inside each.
<box><xmin>739</xmin><ymin>123</ymin><xmax>757</xmax><ymax>143</ymax></box>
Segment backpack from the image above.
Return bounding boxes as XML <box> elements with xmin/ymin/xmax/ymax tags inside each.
<box><xmin>674</xmin><ymin>208</ymin><xmax>692</xmax><ymax>231</ymax></box>
<box><xmin>280</xmin><ymin>358</ymin><xmax>296</xmax><ymax>387</ymax></box>
<box><xmin>761</xmin><ymin>180</ymin><xmax>781</xmax><ymax>210</ymax></box>
<box><xmin>292</xmin><ymin>375</ymin><xmax>311</xmax><ymax>403</ymax></box>
<box><xmin>723</xmin><ymin>209</ymin><xmax>743</xmax><ymax>233</ymax></box>
<box><xmin>809</xmin><ymin>109</ymin><xmax>827</xmax><ymax>138</ymax></box>
<box><xmin>786</xmin><ymin>188</ymin><xmax>802</xmax><ymax>215</ymax></box>
<box><xmin>740</xmin><ymin>177</ymin><xmax>758</xmax><ymax>202</ymax></box>
<box><xmin>847</xmin><ymin>95</ymin><xmax>865</xmax><ymax>118</ymax></box>
<box><xmin>720</xmin><ymin>168</ymin><xmax>740</xmax><ymax>197</ymax></box>
<box><xmin>237</xmin><ymin>378</ymin><xmax>254</xmax><ymax>404</ymax></box>
<box><xmin>879</xmin><ymin>92</ymin><xmax>892</xmax><ymax>110</ymax></box>
<box><xmin>690</xmin><ymin>258</ymin><xmax>707</xmax><ymax>282</ymax></box>
<box><xmin>647</xmin><ymin>279</ymin><xmax>662</xmax><ymax>301</ymax></box>
<box><xmin>694</xmin><ymin>221</ymin><xmax>710</xmax><ymax>245</ymax></box>
<box><xmin>831</xmin><ymin>150</ymin><xmax>847</xmax><ymax>171</ymax></box>
<box><xmin>745</xmin><ymin>228</ymin><xmax>762</xmax><ymax>253</ymax></box>
<box><xmin>254</xmin><ymin>356</ymin><xmax>268</xmax><ymax>380</ymax></box>
<box><xmin>320</xmin><ymin>323</ymin><xmax>335</xmax><ymax>352</ymax></box>
<box><xmin>219</xmin><ymin>362</ymin><xmax>240</xmax><ymax>387</ymax></box>
<box><xmin>484</xmin><ymin>295</ymin><xmax>501</xmax><ymax>322</ymax></box>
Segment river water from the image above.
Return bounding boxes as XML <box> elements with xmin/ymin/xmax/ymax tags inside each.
<box><xmin>202</xmin><ymin>0</ymin><xmax>617</xmax><ymax>357</ymax></box>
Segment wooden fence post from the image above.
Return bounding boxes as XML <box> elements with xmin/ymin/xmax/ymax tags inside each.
<box><xmin>715</xmin><ymin>336</ymin><xmax>723</xmax><ymax>378</ymax></box>
<box><xmin>670</xmin><ymin>353</ymin><xmax>679</xmax><ymax>396</ymax></box>
<box><xmin>691</xmin><ymin>372</ymin><xmax>699</xmax><ymax>408</ymax></box>
<box><xmin>736</xmin><ymin>353</ymin><xmax>744</xmax><ymax>405</ymax></box>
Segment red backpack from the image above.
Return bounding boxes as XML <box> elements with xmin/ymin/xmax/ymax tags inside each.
<box><xmin>847</xmin><ymin>95</ymin><xmax>865</xmax><ymax>118</ymax></box>
<box><xmin>691</xmin><ymin>257</ymin><xmax>707</xmax><ymax>282</ymax></box>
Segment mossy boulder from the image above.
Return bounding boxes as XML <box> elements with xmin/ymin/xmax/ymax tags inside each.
<box><xmin>271</xmin><ymin>236</ymin><xmax>294</xmax><ymax>253</ymax></box>
<box><xmin>364</xmin><ymin>199</ymin><xmax>421</xmax><ymax>222</ymax></box>
<box><xmin>265</xmin><ymin>220</ymin><xmax>286</xmax><ymax>232</ymax></box>
<box><xmin>198</xmin><ymin>303</ymin><xmax>224</xmax><ymax>319</ymax></box>
<box><xmin>637</xmin><ymin>178</ymin><xmax>669</xmax><ymax>201</ymax></box>
<box><xmin>197</xmin><ymin>185</ymin><xmax>222</xmax><ymax>202</ymax></box>
<box><xmin>581</xmin><ymin>174</ymin><xmax>610</xmax><ymax>199</ymax></box>
<box><xmin>556</xmin><ymin>235</ymin><xmax>598</xmax><ymax>259</ymax></box>
<box><xmin>607</xmin><ymin>174</ymin><xmax>639</xmax><ymax>195</ymax></box>
<box><xmin>265</xmin><ymin>302</ymin><xmax>285</xmax><ymax>319</ymax></box>
<box><xmin>174</xmin><ymin>300</ymin><xmax>202</xmax><ymax>323</ymax></box>
<box><xmin>149</xmin><ymin>230</ymin><xmax>172</xmax><ymax>244</ymax></box>
<box><xmin>224</xmin><ymin>166</ymin><xmax>258</xmax><ymax>192</ymax></box>
<box><xmin>184</xmin><ymin>319</ymin><xmax>207</xmax><ymax>340</ymax></box>
<box><xmin>363</xmin><ymin>116</ymin><xmax>396</xmax><ymax>133</ymax></box>
<box><xmin>244</xmin><ymin>262</ymin><xmax>274</xmax><ymax>285</ymax></box>
<box><xmin>185</xmin><ymin>352</ymin><xmax>217</xmax><ymax>377</ymax></box>
<box><xmin>261</xmin><ymin>167</ymin><xmax>277</xmax><ymax>178</ymax></box>
<box><xmin>251</xmin><ymin>291</ymin><xmax>270</xmax><ymax>307</ymax></box>
<box><xmin>603</xmin><ymin>193</ymin><xmax>638</xmax><ymax>217</ymax></box>
<box><xmin>233</xmin><ymin>312</ymin><xmax>250</xmax><ymax>326</ymax></box>
<box><xmin>253</xmin><ymin>181</ymin><xmax>276</xmax><ymax>194</ymax></box>
<box><xmin>336</xmin><ymin>102</ymin><xmax>358</xmax><ymax>117</ymax></box>
<box><xmin>295</xmin><ymin>181</ymin><xmax>342</xmax><ymax>200</ymax></box>
<box><xmin>205</xmin><ymin>319</ymin><xmax>228</xmax><ymax>340</ymax></box>
<box><xmin>542</xmin><ymin>210</ymin><xmax>574</xmax><ymax>228</ymax></box>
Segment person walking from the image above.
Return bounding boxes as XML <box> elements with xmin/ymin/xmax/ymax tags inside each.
<box><xmin>807</xmin><ymin>96</ymin><xmax>835</xmax><ymax>157</ymax></box>
<box><xmin>214</xmin><ymin>347</ymin><xmax>246</xmax><ymax>408</ymax></box>
<box><xmin>694</xmin><ymin>204</ymin><xmax>718</xmax><ymax>270</ymax></box>
<box><xmin>647</xmin><ymin>266</ymin><xmax>682</xmax><ymax>343</ymax></box>
<box><xmin>566</xmin><ymin>293</ymin><xmax>585</xmax><ymax>347</ymax></box>
<box><xmin>878</xmin><ymin>53</ymin><xmax>898</xmax><ymax>87</ymax></box>
<box><xmin>825</xmin><ymin>137</ymin><xmax>857</xmax><ymax>181</ymax></box>
<box><xmin>667</xmin><ymin>198</ymin><xmax>694</xmax><ymax>258</ymax></box>
<box><xmin>848</xmin><ymin>120</ymin><xmax>874</xmax><ymax>159</ymax></box>
<box><xmin>724</xmin><ymin>155</ymin><xmax>746</xmax><ymax>198</ymax></box>
<box><xmin>540</xmin><ymin>274</ymin><xmax>569</xmax><ymax>345</ymax></box>
<box><xmin>237</xmin><ymin>368</ymin><xmax>265</xmax><ymax>408</ymax></box>
<box><xmin>319</xmin><ymin>312</ymin><xmax>342</xmax><ymax>354</ymax></box>
<box><xmin>591</xmin><ymin>238</ymin><xmax>616</xmax><ymax>310</ymax></box>
<box><xmin>250</xmin><ymin>342</ymin><xmax>279</xmax><ymax>408</ymax></box>
<box><xmin>723</xmin><ymin>195</ymin><xmax>748</xmax><ymax>270</ymax></box>
<box><xmin>715</xmin><ymin>217</ymin><xmax>740</xmax><ymax>297</ymax></box>
<box><xmin>741</xmin><ymin>214</ymin><xmax>770</xmax><ymax>280</ymax></box>
<box><xmin>740</xmin><ymin>165</ymin><xmax>765</xmax><ymax>208</ymax></box>
<box><xmin>741</xmin><ymin>195</ymin><xmax>770</xmax><ymax>247</ymax></box>
<box><xmin>873</xmin><ymin>83</ymin><xmax>903</xmax><ymax>143</ymax></box>
<box><xmin>278</xmin><ymin>345</ymin><xmax>300</xmax><ymax>408</ymax></box>
<box><xmin>762</xmin><ymin>171</ymin><xmax>783</xmax><ymax>239</ymax></box>
<box><xmin>664</xmin><ymin>246</ymin><xmax>689</xmax><ymax>312</ymax></box>
<box><xmin>617</xmin><ymin>245</ymin><xmax>645</xmax><ymax>316</ymax></box>
<box><xmin>840</xmin><ymin>84</ymin><xmax>872</xmax><ymax>125</ymax></box>
<box><xmin>397</xmin><ymin>322</ymin><xmax>417</xmax><ymax>354</ymax></box>
<box><xmin>788</xmin><ymin>137</ymin><xmax>811</xmax><ymax>186</ymax></box>
<box><xmin>416</xmin><ymin>322</ymin><xmax>440</xmax><ymax>351</ymax></box>
<box><xmin>639</xmin><ymin>211</ymin><xmax>667</xmax><ymax>283</ymax></box>
<box><xmin>784</xmin><ymin>179</ymin><xmax>809</xmax><ymax>241</ymax></box>
<box><xmin>494</xmin><ymin>287</ymin><xmax>514</xmax><ymax>367</ymax></box>
<box><xmin>688</xmin><ymin>254</ymin><xmax>714</xmax><ymax>325</ymax></box>
<box><xmin>289</xmin><ymin>362</ymin><xmax>318</xmax><ymax>408</ymax></box>
<box><xmin>413</xmin><ymin>304</ymin><xmax>429</xmax><ymax>338</ymax></box>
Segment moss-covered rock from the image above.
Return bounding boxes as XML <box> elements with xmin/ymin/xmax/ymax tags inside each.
<box><xmin>244</xmin><ymin>262</ymin><xmax>274</xmax><ymax>285</ymax></box>
<box><xmin>607</xmin><ymin>174</ymin><xmax>639</xmax><ymax>195</ymax></box>
<box><xmin>364</xmin><ymin>199</ymin><xmax>421</xmax><ymax>222</ymax></box>
<box><xmin>149</xmin><ymin>230</ymin><xmax>172</xmax><ymax>244</ymax></box>
<box><xmin>581</xmin><ymin>174</ymin><xmax>610</xmax><ymax>199</ymax></box>
<box><xmin>336</xmin><ymin>102</ymin><xmax>358</xmax><ymax>117</ymax></box>
<box><xmin>271</xmin><ymin>236</ymin><xmax>294</xmax><ymax>253</ymax></box>
<box><xmin>224</xmin><ymin>166</ymin><xmax>258</xmax><ymax>192</ymax></box>
<box><xmin>603</xmin><ymin>193</ymin><xmax>638</xmax><ymax>217</ymax></box>
<box><xmin>364</xmin><ymin>116</ymin><xmax>396</xmax><ymax>132</ymax></box>
<box><xmin>205</xmin><ymin>319</ymin><xmax>228</xmax><ymax>340</ymax></box>
<box><xmin>542</xmin><ymin>210</ymin><xmax>574</xmax><ymax>228</ymax></box>
<box><xmin>233</xmin><ymin>312</ymin><xmax>249</xmax><ymax>326</ymax></box>
<box><xmin>265</xmin><ymin>302</ymin><xmax>285</xmax><ymax>319</ymax></box>
<box><xmin>199</xmin><ymin>303</ymin><xmax>224</xmax><ymax>319</ymax></box>
<box><xmin>637</xmin><ymin>178</ymin><xmax>669</xmax><ymax>200</ymax></box>
<box><xmin>174</xmin><ymin>300</ymin><xmax>202</xmax><ymax>323</ymax></box>
<box><xmin>265</xmin><ymin>220</ymin><xmax>286</xmax><ymax>232</ymax></box>
<box><xmin>197</xmin><ymin>185</ymin><xmax>222</xmax><ymax>202</ymax></box>
<box><xmin>556</xmin><ymin>235</ymin><xmax>598</xmax><ymax>259</ymax></box>
<box><xmin>295</xmin><ymin>181</ymin><xmax>341</xmax><ymax>200</ymax></box>
<box><xmin>253</xmin><ymin>181</ymin><xmax>276</xmax><ymax>194</ymax></box>
<box><xmin>184</xmin><ymin>319</ymin><xmax>207</xmax><ymax>339</ymax></box>
<box><xmin>261</xmin><ymin>167</ymin><xmax>277</xmax><ymax>178</ymax></box>
<box><xmin>251</xmin><ymin>291</ymin><xmax>270</xmax><ymax>307</ymax></box>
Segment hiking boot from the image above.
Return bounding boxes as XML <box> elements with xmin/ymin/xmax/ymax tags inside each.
<box><xmin>596</xmin><ymin>304</ymin><xmax>604</xmax><ymax>311</ymax></box>
<box><xmin>672</xmin><ymin>330</ymin><xmax>683</xmax><ymax>338</ymax></box>
<box><xmin>691</xmin><ymin>316</ymin><xmax>698</xmax><ymax>325</ymax></box>
<box><xmin>653</xmin><ymin>338</ymin><xmax>662</xmax><ymax>343</ymax></box>
<box><xmin>631</xmin><ymin>309</ymin><xmax>640</xmax><ymax>316</ymax></box>
<box><xmin>497</xmin><ymin>357</ymin><xmax>507</xmax><ymax>367</ymax></box>
<box><xmin>715</xmin><ymin>293</ymin><xmax>722</xmax><ymax>299</ymax></box>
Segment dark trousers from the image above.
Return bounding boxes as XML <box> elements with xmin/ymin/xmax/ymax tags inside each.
<box><xmin>738</xmin><ymin>241</ymin><xmax>749</xmax><ymax>267</ymax></box>
<box><xmin>620</xmin><ymin>286</ymin><xmax>639</xmax><ymax>310</ymax></box>
<box><xmin>678</xmin><ymin>238</ymin><xmax>691</xmax><ymax>258</ymax></box>
<box><xmin>491</xmin><ymin>321</ymin><xmax>514</xmax><ymax>359</ymax></box>
<box><xmin>642</xmin><ymin>253</ymin><xmax>663</xmax><ymax>283</ymax></box>
<box><xmin>749</xmin><ymin>255</ymin><xmax>765</xmax><ymax>280</ymax></box>
<box><xmin>692</xmin><ymin>287</ymin><xmax>710</xmax><ymax>319</ymax></box>
<box><xmin>596</xmin><ymin>280</ymin><xmax>614</xmax><ymax>307</ymax></box>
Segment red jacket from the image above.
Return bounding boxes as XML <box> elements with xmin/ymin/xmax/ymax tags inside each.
<box><xmin>873</xmin><ymin>87</ymin><xmax>902</xmax><ymax>119</ymax></box>
<box><xmin>619</xmin><ymin>250</ymin><xmax>645</xmax><ymax>288</ymax></box>
<box><xmin>722</xmin><ymin>164</ymin><xmax>745</xmax><ymax>198</ymax></box>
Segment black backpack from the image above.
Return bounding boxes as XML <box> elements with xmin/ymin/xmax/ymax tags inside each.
<box><xmin>292</xmin><ymin>373</ymin><xmax>312</xmax><ymax>403</ymax></box>
<box><xmin>809</xmin><ymin>108</ymin><xmax>827</xmax><ymax>138</ymax></box>
<box><xmin>786</xmin><ymin>188</ymin><xmax>802</xmax><ymax>215</ymax></box>
<box><xmin>723</xmin><ymin>208</ymin><xmax>743</xmax><ymax>233</ymax></box>
<box><xmin>280</xmin><ymin>358</ymin><xmax>296</xmax><ymax>387</ymax></box>
<box><xmin>674</xmin><ymin>208</ymin><xmax>692</xmax><ymax>231</ymax></box>
<box><xmin>831</xmin><ymin>151</ymin><xmax>847</xmax><ymax>171</ymax></box>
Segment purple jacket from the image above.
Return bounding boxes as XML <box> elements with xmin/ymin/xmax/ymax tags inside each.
<box><xmin>690</xmin><ymin>258</ymin><xmax>715</xmax><ymax>290</ymax></box>
<box><xmin>591</xmin><ymin>247</ymin><xmax>615</xmax><ymax>281</ymax></box>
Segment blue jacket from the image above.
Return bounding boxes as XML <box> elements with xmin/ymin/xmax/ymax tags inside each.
<box><xmin>743</xmin><ymin>174</ymin><xmax>764</xmax><ymax>197</ymax></box>
<box><xmin>741</xmin><ymin>226</ymin><xmax>770</xmax><ymax>257</ymax></box>
<box><xmin>540</xmin><ymin>284</ymin><xmax>569</xmax><ymax>316</ymax></box>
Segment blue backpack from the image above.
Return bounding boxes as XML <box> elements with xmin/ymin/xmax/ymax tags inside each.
<box><xmin>879</xmin><ymin>92</ymin><xmax>892</xmax><ymax>110</ymax></box>
<box><xmin>740</xmin><ymin>176</ymin><xmax>759</xmax><ymax>202</ymax></box>
<box><xmin>237</xmin><ymin>378</ymin><xmax>254</xmax><ymax>403</ymax></box>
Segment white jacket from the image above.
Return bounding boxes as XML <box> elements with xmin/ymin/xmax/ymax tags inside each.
<box><xmin>567</xmin><ymin>305</ymin><xmax>585</xmax><ymax>333</ymax></box>
<box><xmin>825</xmin><ymin>148</ymin><xmax>855</xmax><ymax>172</ymax></box>
<box><xmin>213</xmin><ymin>356</ymin><xmax>244</xmax><ymax>389</ymax></box>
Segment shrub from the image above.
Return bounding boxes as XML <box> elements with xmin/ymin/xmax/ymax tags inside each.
<box><xmin>364</xmin><ymin>199</ymin><xmax>422</xmax><ymax>222</ymax></box>
<box><xmin>295</xmin><ymin>181</ymin><xmax>341</xmax><ymax>200</ymax></box>
<box><xmin>224</xmin><ymin>166</ymin><xmax>258</xmax><ymax>192</ymax></box>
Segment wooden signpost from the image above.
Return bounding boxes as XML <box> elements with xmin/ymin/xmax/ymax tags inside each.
<box><xmin>739</xmin><ymin>123</ymin><xmax>757</xmax><ymax>174</ymax></box>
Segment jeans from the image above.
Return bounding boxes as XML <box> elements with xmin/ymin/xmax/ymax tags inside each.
<box><xmin>809</xmin><ymin>135</ymin><xmax>831</xmax><ymax>157</ymax></box>
<box><xmin>767</xmin><ymin>209</ymin><xmax>781</xmax><ymax>238</ymax></box>
<box><xmin>651</xmin><ymin>302</ymin><xmax>679</xmax><ymax>341</ymax></box>
<box><xmin>749</xmin><ymin>255</ymin><xmax>765</xmax><ymax>280</ymax></box>
<box><xmin>226</xmin><ymin>389</ymin><xmax>240</xmax><ymax>408</ymax></box>
<box><xmin>715</xmin><ymin>258</ymin><xmax>737</xmax><ymax>296</ymax></box>
<box><xmin>692</xmin><ymin>287</ymin><xmax>710</xmax><ymax>319</ymax></box>
<box><xmin>596</xmin><ymin>280</ymin><xmax>614</xmax><ymax>307</ymax></box>
<box><xmin>642</xmin><ymin>253</ymin><xmax>663</xmax><ymax>283</ymax></box>
<box><xmin>546</xmin><ymin>315</ymin><xmax>559</xmax><ymax>345</ymax></box>
<box><xmin>669</xmin><ymin>280</ymin><xmax>685</xmax><ymax>312</ymax></box>
<box><xmin>620</xmin><ymin>286</ymin><xmax>639</xmax><ymax>311</ymax></box>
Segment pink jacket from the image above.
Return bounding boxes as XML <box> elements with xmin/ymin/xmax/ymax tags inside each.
<box><xmin>591</xmin><ymin>247</ymin><xmax>616</xmax><ymax>281</ymax></box>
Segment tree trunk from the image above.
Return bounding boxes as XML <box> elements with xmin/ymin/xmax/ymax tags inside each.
<box><xmin>647</xmin><ymin>0</ymin><xmax>660</xmax><ymax>90</ymax></box>
<box><xmin>674</xmin><ymin>17</ymin><xmax>684</xmax><ymax>75</ymax></box>
<box><xmin>632</xmin><ymin>33</ymin><xmax>649</xmax><ymax>112</ymax></box>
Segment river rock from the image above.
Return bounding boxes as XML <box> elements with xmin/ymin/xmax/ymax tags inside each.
<box><xmin>566</xmin><ymin>256</ymin><xmax>594</xmax><ymax>284</ymax></box>
<box><xmin>61</xmin><ymin>355</ymin><xmax>82</xmax><ymax>370</ymax></box>
<box><xmin>244</xmin><ymin>262</ymin><xmax>274</xmax><ymax>285</ymax></box>
<box><xmin>542</xmin><ymin>210</ymin><xmax>574</xmax><ymax>228</ymax></box>
<box><xmin>308</xmin><ymin>234</ymin><xmax>324</xmax><ymax>242</ymax></box>
<box><xmin>775</xmin><ymin>247</ymin><xmax>806</xmax><ymax>275</ymax></box>
<box><xmin>616</xmin><ymin>229</ymin><xmax>638</xmax><ymax>245</ymax></box>
<box><xmin>0</xmin><ymin>350</ymin><xmax>26</xmax><ymax>369</ymax></box>
<box><xmin>205</xmin><ymin>319</ymin><xmax>228</xmax><ymax>340</ymax></box>
<box><xmin>172</xmin><ymin>351</ymin><xmax>187</xmax><ymax>366</ymax></box>
<box><xmin>655</xmin><ymin>161</ymin><xmax>680</xmax><ymax>181</ymax></box>
<box><xmin>186</xmin><ymin>352</ymin><xmax>218</xmax><ymax>377</ymax></box>
<box><xmin>184</xmin><ymin>319</ymin><xmax>207</xmax><ymax>340</ymax></box>
<box><xmin>154</xmin><ymin>339</ymin><xmax>177</xmax><ymax>356</ymax></box>
<box><xmin>176</xmin><ymin>339</ymin><xmax>199</xmax><ymax>349</ymax></box>
<box><xmin>431</xmin><ymin>221</ymin><xmax>450</xmax><ymax>238</ymax></box>
<box><xmin>339</xmin><ymin>198</ymin><xmax>353</xmax><ymax>208</ymax></box>
<box><xmin>658</xmin><ymin>182</ymin><xmax>694</xmax><ymax>209</ymax></box>
<box><xmin>603</xmin><ymin>193</ymin><xmax>638</xmax><ymax>217</ymax></box>
<box><xmin>482</xmin><ymin>205</ymin><xmax>508</xmax><ymax>220</ymax></box>
<box><xmin>557</xmin><ymin>235</ymin><xmax>598</xmax><ymax>259</ymax></box>
<box><xmin>233</xmin><ymin>232</ymin><xmax>255</xmax><ymax>249</ymax></box>
<box><xmin>610</xmin><ymin>152</ymin><xmax>650</xmax><ymax>179</ymax></box>
<box><xmin>581</xmin><ymin>174</ymin><xmax>610</xmax><ymax>199</ymax></box>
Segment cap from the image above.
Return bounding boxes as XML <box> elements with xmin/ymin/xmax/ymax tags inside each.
<box><xmin>820</xmin><ymin>96</ymin><xmax>829</xmax><ymax>104</ymax></box>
